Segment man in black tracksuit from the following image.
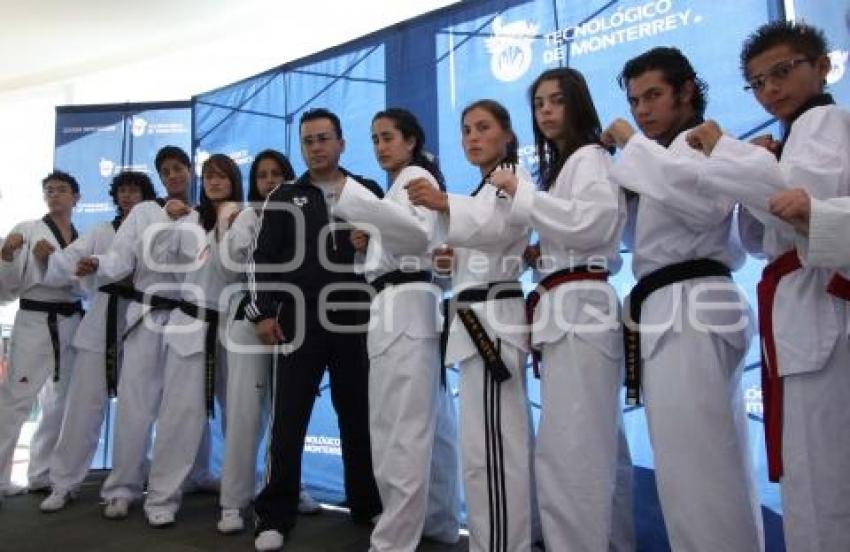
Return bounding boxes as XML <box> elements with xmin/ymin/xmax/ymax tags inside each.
<box><xmin>248</xmin><ymin>108</ymin><xmax>382</xmax><ymax>550</ymax></box>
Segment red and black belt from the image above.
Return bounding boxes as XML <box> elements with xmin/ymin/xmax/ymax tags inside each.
<box><xmin>525</xmin><ymin>265</ymin><xmax>609</xmax><ymax>377</ymax></box>
<box><xmin>758</xmin><ymin>249</ymin><xmax>850</xmax><ymax>482</ymax></box>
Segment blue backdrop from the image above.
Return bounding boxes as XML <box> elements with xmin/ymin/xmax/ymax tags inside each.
<box><xmin>54</xmin><ymin>0</ymin><xmax>850</xmax><ymax>525</ymax></box>
<box><xmin>54</xmin><ymin>101</ymin><xmax>193</xmax><ymax>468</ymax></box>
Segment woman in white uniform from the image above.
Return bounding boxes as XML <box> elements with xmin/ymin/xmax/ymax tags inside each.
<box><xmin>217</xmin><ymin>149</ymin><xmax>320</xmax><ymax>534</ymax></box>
<box><xmin>333</xmin><ymin>108</ymin><xmax>461</xmax><ymax>551</ymax></box>
<box><xmin>491</xmin><ymin>68</ymin><xmax>635</xmax><ymax>551</ymax></box>
<box><xmin>408</xmin><ymin>100</ymin><xmax>535</xmax><ymax>552</ymax></box>
<box><xmin>39</xmin><ymin>171</ymin><xmax>155</xmax><ymax>512</ymax></box>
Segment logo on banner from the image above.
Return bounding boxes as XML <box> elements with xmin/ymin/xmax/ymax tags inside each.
<box><xmin>99</xmin><ymin>158</ymin><xmax>116</xmax><ymax>178</ymax></box>
<box><xmin>827</xmin><ymin>50</ymin><xmax>848</xmax><ymax>85</ymax></box>
<box><xmin>131</xmin><ymin>116</ymin><xmax>148</xmax><ymax>137</ymax></box>
<box><xmin>485</xmin><ymin>16</ymin><xmax>538</xmax><ymax>82</ymax></box>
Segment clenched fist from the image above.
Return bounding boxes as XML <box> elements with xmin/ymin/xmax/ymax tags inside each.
<box><xmin>686</xmin><ymin>120</ymin><xmax>723</xmax><ymax>155</ymax></box>
<box><xmin>1</xmin><ymin>233</ymin><xmax>24</xmax><ymax>262</ymax></box>
<box><xmin>768</xmin><ymin>188</ymin><xmax>811</xmax><ymax>236</ymax></box>
<box><xmin>601</xmin><ymin>118</ymin><xmax>636</xmax><ymax>150</ymax></box>
<box><xmin>406</xmin><ymin>178</ymin><xmax>448</xmax><ymax>212</ymax></box>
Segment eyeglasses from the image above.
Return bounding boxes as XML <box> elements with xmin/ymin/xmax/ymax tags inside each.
<box><xmin>301</xmin><ymin>132</ymin><xmax>335</xmax><ymax>147</ymax></box>
<box><xmin>744</xmin><ymin>58</ymin><xmax>811</xmax><ymax>92</ymax></box>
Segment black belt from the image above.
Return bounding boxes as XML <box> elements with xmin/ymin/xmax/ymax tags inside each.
<box><xmin>99</xmin><ymin>282</ymin><xmax>136</xmax><ymax>397</ymax></box>
<box><xmin>371</xmin><ymin>270</ymin><xmax>432</xmax><ymax>296</ymax></box>
<box><xmin>442</xmin><ymin>281</ymin><xmax>524</xmax><ymax>384</ymax></box>
<box><xmin>19</xmin><ymin>299</ymin><xmax>84</xmax><ymax>382</ymax></box>
<box><xmin>120</xmin><ymin>289</ymin><xmax>220</xmax><ymax>418</ymax></box>
<box><xmin>623</xmin><ymin>258</ymin><xmax>731</xmax><ymax>405</ymax></box>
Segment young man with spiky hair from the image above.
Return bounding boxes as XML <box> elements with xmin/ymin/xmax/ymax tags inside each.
<box><xmin>0</xmin><ymin>171</ymin><xmax>84</xmax><ymax>498</ymax></box>
<box><xmin>688</xmin><ymin>21</ymin><xmax>850</xmax><ymax>551</ymax></box>
<box><xmin>602</xmin><ymin>47</ymin><xmax>764</xmax><ymax>551</ymax></box>
<box><xmin>39</xmin><ymin>171</ymin><xmax>154</xmax><ymax>513</ymax></box>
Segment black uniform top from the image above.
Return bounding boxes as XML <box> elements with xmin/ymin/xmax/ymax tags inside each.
<box><xmin>246</xmin><ymin>167</ymin><xmax>383</xmax><ymax>334</ymax></box>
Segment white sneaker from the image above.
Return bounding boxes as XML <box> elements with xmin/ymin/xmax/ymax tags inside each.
<box><xmin>217</xmin><ymin>508</ymin><xmax>244</xmax><ymax>534</ymax></box>
<box><xmin>103</xmin><ymin>497</ymin><xmax>130</xmax><ymax>519</ymax></box>
<box><xmin>40</xmin><ymin>490</ymin><xmax>75</xmax><ymax>513</ymax></box>
<box><xmin>255</xmin><ymin>529</ymin><xmax>285</xmax><ymax>551</ymax></box>
<box><xmin>0</xmin><ymin>483</ymin><xmax>28</xmax><ymax>496</ymax></box>
<box><xmin>297</xmin><ymin>490</ymin><xmax>321</xmax><ymax>515</ymax></box>
<box><xmin>146</xmin><ymin>509</ymin><xmax>175</xmax><ymax>527</ymax></box>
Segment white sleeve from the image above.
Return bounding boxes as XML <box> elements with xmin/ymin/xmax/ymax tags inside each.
<box><xmin>223</xmin><ymin>209</ymin><xmax>258</xmax><ymax>272</ymax></box>
<box><xmin>611</xmin><ymin>134</ymin><xmax>733</xmax><ymax>230</ymax></box>
<box><xmin>447</xmin><ymin>171</ymin><xmax>530</xmax><ymax>250</ymax></box>
<box><xmin>335</xmin><ymin>168</ymin><xmax>436</xmax><ymax>255</ymax></box>
<box><xmin>512</xmin><ymin>147</ymin><xmax>622</xmax><ymax>251</ymax></box>
<box><xmin>0</xmin><ymin>221</ymin><xmax>30</xmax><ymax>301</ymax></box>
<box><xmin>806</xmin><ymin>197</ymin><xmax>850</xmax><ymax>268</ymax></box>
<box><xmin>701</xmin><ymin>111</ymin><xmax>849</xmax><ymax>226</ymax></box>
<box><xmin>737</xmin><ymin>206</ymin><xmax>766</xmax><ymax>258</ymax></box>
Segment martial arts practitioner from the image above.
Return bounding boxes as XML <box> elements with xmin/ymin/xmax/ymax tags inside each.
<box><xmin>76</xmin><ymin>145</ymin><xmax>200</xmax><ymax>525</ymax></box>
<box><xmin>686</xmin><ymin>22</ymin><xmax>850</xmax><ymax>551</ymax></box>
<box><xmin>601</xmin><ymin>47</ymin><xmax>763</xmax><ymax>551</ymax></box>
<box><xmin>333</xmin><ymin>108</ymin><xmax>461</xmax><ymax>551</ymax></box>
<box><xmin>39</xmin><ymin>171</ymin><xmax>155</xmax><ymax>512</ymax></box>
<box><xmin>490</xmin><ymin>67</ymin><xmax>634</xmax><ymax>552</ymax></box>
<box><xmin>217</xmin><ymin>150</ymin><xmax>320</xmax><ymax>534</ymax></box>
<box><xmin>0</xmin><ymin>171</ymin><xmax>83</xmax><ymax>497</ymax></box>
<box><xmin>146</xmin><ymin>153</ymin><xmax>246</xmax><ymax>525</ymax></box>
<box><xmin>769</xmin><ymin>189</ymin><xmax>850</xmax><ymax>267</ymax></box>
<box><xmin>408</xmin><ymin>99</ymin><xmax>535</xmax><ymax>552</ymax></box>
<box><xmin>251</xmin><ymin>108</ymin><xmax>382</xmax><ymax>552</ymax></box>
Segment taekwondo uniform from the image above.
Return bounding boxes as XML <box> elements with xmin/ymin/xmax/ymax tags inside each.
<box><xmin>800</xmin><ymin>196</ymin><xmax>850</xmax><ymax>268</ymax></box>
<box><xmin>442</xmin><ymin>169</ymin><xmax>535</xmax><ymax>552</ymax></box>
<box><xmin>218</xmin><ymin>206</ymin><xmax>271</xmax><ymax>516</ymax></box>
<box><xmin>0</xmin><ymin>216</ymin><xmax>82</xmax><ymax>492</ymax></box>
<box><xmin>514</xmin><ymin>144</ymin><xmax>635</xmax><ymax>552</ymax></box>
<box><xmin>96</xmin><ymin>200</ymin><xmax>206</xmax><ymax>522</ymax></box>
<box><xmin>42</xmin><ymin>219</ymin><xmax>127</xmax><ymax>498</ymax></box>
<box><xmin>335</xmin><ymin>165</ymin><xmax>461</xmax><ymax>551</ymax></box>
<box><xmin>610</xmin><ymin>128</ymin><xmax>764</xmax><ymax>552</ymax></box>
<box><xmin>699</xmin><ymin>95</ymin><xmax>850</xmax><ymax>552</ymax></box>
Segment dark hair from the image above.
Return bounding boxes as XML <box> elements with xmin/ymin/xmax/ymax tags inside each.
<box><xmin>372</xmin><ymin>108</ymin><xmax>446</xmax><ymax>190</ymax></box>
<box><xmin>109</xmin><ymin>171</ymin><xmax>156</xmax><ymax>217</ymax></box>
<box><xmin>740</xmin><ymin>20</ymin><xmax>829</xmax><ymax>77</ymax></box>
<box><xmin>618</xmin><ymin>47</ymin><xmax>708</xmax><ymax>116</ymax></box>
<box><xmin>460</xmin><ymin>99</ymin><xmax>519</xmax><ymax>165</ymax></box>
<box><xmin>154</xmin><ymin>145</ymin><xmax>191</xmax><ymax>173</ymax></box>
<box><xmin>42</xmin><ymin>170</ymin><xmax>79</xmax><ymax>194</ymax></box>
<box><xmin>300</xmin><ymin>108</ymin><xmax>343</xmax><ymax>139</ymax></box>
<box><xmin>248</xmin><ymin>150</ymin><xmax>295</xmax><ymax>202</ymax></box>
<box><xmin>198</xmin><ymin>154</ymin><xmax>243</xmax><ymax>232</ymax></box>
<box><xmin>530</xmin><ymin>68</ymin><xmax>606</xmax><ymax>191</ymax></box>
